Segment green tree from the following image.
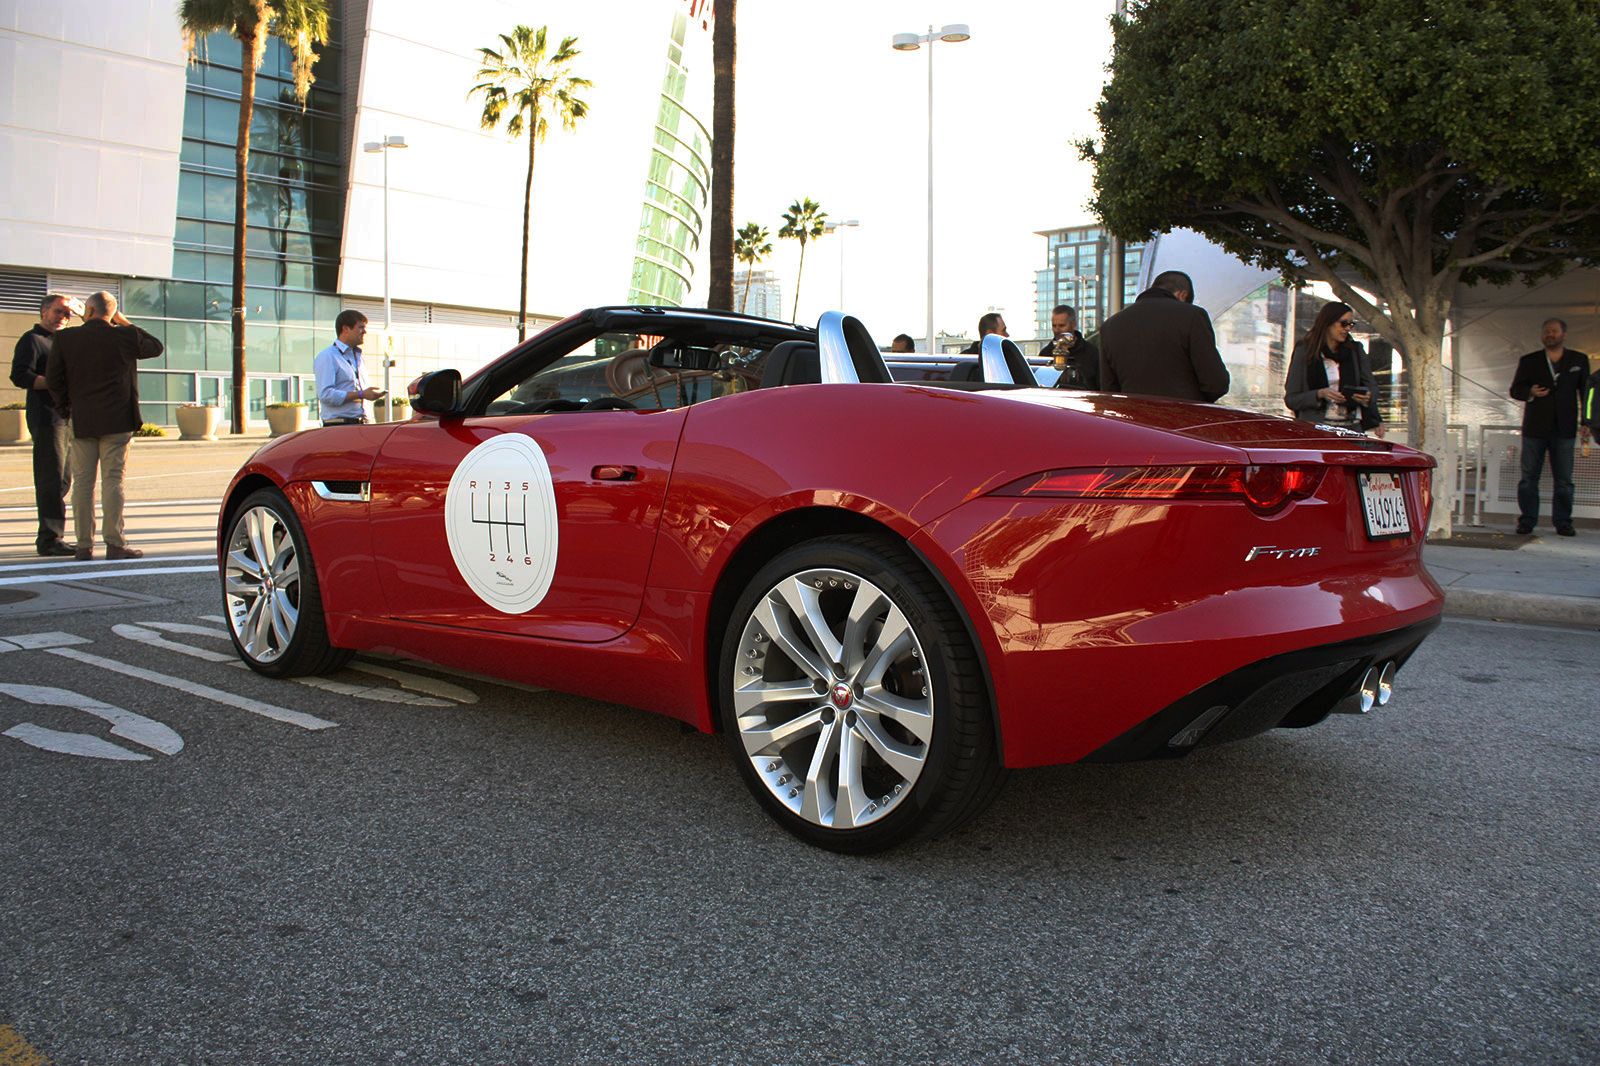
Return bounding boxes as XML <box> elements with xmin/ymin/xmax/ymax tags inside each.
<box><xmin>707</xmin><ymin>0</ymin><xmax>736</xmax><ymax>311</ymax></box>
<box><xmin>179</xmin><ymin>0</ymin><xmax>329</xmax><ymax>435</ymax></box>
<box><xmin>734</xmin><ymin>222</ymin><xmax>772</xmax><ymax>314</ymax></box>
<box><xmin>471</xmin><ymin>26</ymin><xmax>592</xmax><ymax>341</ymax></box>
<box><xmin>1084</xmin><ymin>0</ymin><xmax>1600</xmax><ymax>534</ymax></box>
<box><xmin>779</xmin><ymin>198</ymin><xmax>827</xmax><ymax>321</ymax></box>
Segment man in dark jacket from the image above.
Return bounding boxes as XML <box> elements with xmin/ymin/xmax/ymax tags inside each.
<box><xmin>1509</xmin><ymin>317</ymin><xmax>1589</xmax><ymax>536</ymax></box>
<box><xmin>1046</xmin><ymin>304</ymin><xmax>1100</xmax><ymax>390</ymax></box>
<box><xmin>46</xmin><ymin>290</ymin><xmax>164</xmax><ymax>560</ymax></box>
<box><xmin>1098</xmin><ymin>270</ymin><xmax>1229</xmax><ymax>402</ymax></box>
<box><xmin>959</xmin><ymin>312</ymin><xmax>1008</xmax><ymax>355</ymax></box>
<box><xmin>9</xmin><ymin>294</ymin><xmax>77</xmax><ymax>555</ymax></box>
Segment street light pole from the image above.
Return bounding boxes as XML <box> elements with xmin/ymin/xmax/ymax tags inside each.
<box><xmin>1106</xmin><ymin>0</ymin><xmax>1127</xmax><ymax>317</ymax></box>
<box><xmin>824</xmin><ymin>218</ymin><xmax>860</xmax><ymax>306</ymax></box>
<box><xmin>893</xmin><ymin>23</ymin><xmax>970</xmax><ymax>354</ymax></box>
<box><xmin>362</xmin><ymin>134</ymin><xmax>407</xmax><ymax>420</ymax></box>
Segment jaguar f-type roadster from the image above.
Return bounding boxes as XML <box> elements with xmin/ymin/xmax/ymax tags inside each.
<box><xmin>218</xmin><ymin>307</ymin><xmax>1442</xmax><ymax>852</ymax></box>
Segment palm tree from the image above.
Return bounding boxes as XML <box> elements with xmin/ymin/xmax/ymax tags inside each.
<box><xmin>470</xmin><ymin>26</ymin><xmax>591</xmax><ymax>342</ymax></box>
<box><xmin>778</xmin><ymin>198</ymin><xmax>827</xmax><ymax>321</ymax></box>
<box><xmin>179</xmin><ymin>0</ymin><xmax>329</xmax><ymax>435</ymax></box>
<box><xmin>734</xmin><ymin>223</ymin><xmax>771</xmax><ymax>315</ymax></box>
<box><xmin>706</xmin><ymin>0</ymin><xmax>736</xmax><ymax>310</ymax></box>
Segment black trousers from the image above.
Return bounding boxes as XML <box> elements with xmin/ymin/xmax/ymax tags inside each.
<box><xmin>26</xmin><ymin>403</ymin><xmax>71</xmax><ymax>549</ymax></box>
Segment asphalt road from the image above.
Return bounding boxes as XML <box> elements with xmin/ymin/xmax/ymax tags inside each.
<box><xmin>1</xmin><ymin>568</ymin><xmax>1595</xmax><ymax>1064</ymax></box>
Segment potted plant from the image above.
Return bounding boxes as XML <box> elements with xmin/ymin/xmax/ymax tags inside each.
<box><xmin>0</xmin><ymin>401</ymin><xmax>27</xmax><ymax>445</ymax></box>
<box><xmin>376</xmin><ymin>395</ymin><xmax>411</xmax><ymax>423</ymax></box>
<box><xmin>265</xmin><ymin>401</ymin><xmax>307</xmax><ymax>437</ymax></box>
<box><xmin>175</xmin><ymin>402</ymin><xmax>221</xmax><ymax>441</ymax></box>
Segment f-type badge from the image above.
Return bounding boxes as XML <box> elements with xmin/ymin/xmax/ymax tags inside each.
<box><xmin>1245</xmin><ymin>545</ymin><xmax>1321</xmax><ymax>562</ymax></box>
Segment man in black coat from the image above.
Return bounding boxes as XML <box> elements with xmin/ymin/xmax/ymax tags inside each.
<box><xmin>959</xmin><ymin>312</ymin><xmax>1008</xmax><ymax>355</ymax></box>
<box><xmin>46</xmin><ymin>290</ymin><xmax>163</xmax><ymax>560</ymax></box>
<box><xmin>9</xmin><ymin>294</ymin><xmax>78</xmax><ymax>555</ymax></box>
<box><xmin>1098</xmin><ymin>270</ymin><xmax>1229</xmax><ymax>402</ymax></box>
<box><xmin>1045</xmin><ymin>304</ymin><xmax>1099</xmax><ymax>390</ymax></box>
<box><xmin>1509</xmin><ymin>317</ymin><xmax>1589</xmax><ymax>536</ymax></box>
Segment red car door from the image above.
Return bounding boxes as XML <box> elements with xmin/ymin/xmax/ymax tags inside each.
<box><xmin>367</xmin><ymin>409</ymin><xmax>686</xmax><ymax>642</ymax></box>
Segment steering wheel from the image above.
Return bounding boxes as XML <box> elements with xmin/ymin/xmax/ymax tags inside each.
<box><xmin>583</xmin><ymin>397</ymin><xmax>637</xmax><ymax>412</ymax></box>
<box><xmin>522</xmin><ymin>398</ymin><xmax>585</xmax><ymax>414</ymax></box>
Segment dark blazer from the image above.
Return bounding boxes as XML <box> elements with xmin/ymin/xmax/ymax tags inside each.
<box><xmin>1509</xmin><ymin>348</ymin><xmax>1589</xmax><ymax>439</ymax></box>
<box><xmin>1098</xmin><ymin>288</ymin><xmax>1229</xmax><ymax>402</ymax></box>
<box><xmin>46</xmin><ymin>319</ymin><xmax>164</xmax><ymax>438</ymax></box>
<box><xmin>10</xmin><ymin>325</ymin><xmax>57</xmax><ymax>418</ymax></box>
<box><xmin>1048</xmin><ymin>333</ymin><xmax>1101</xmax><ymax>390</ymax></box>
<box><xmin>1284</xmin><ymin>338</ymin><xmax>1382</xmax><ymax>431</ymax></box>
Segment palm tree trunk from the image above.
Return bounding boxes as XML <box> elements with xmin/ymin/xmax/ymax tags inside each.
<box><xmin>707</xmin><ymin>0</ymin><xmax>736</xmax><ymax>310</ymax></box>
<box><xmin>519</xmin><ymin>121</ymin><xmax>537</xmax><ymax>342</ymax></box>
<box><xmin>792</xmin><ymin>241</ymin><xmax>806</xmax><ymax>321</ymax></box>
<box><xmin>740</xmin><ymin>266</ymin><xmax>752</xmax><ymax>314</ymax></box>
<box><xmin>230</xmin><ymin>23</ymin><xmax>259</xmax><ymax>435</ymax></box>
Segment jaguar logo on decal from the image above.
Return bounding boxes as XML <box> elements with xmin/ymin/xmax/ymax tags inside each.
<box><xmin>444</xmin><ymin>434</ymin><xmax>559</xmax><ymax>613</ymax></box>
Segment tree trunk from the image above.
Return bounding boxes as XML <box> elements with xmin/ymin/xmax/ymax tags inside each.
<box><xmin>791</xmin><ymin>241</ymin><xmax>805</xmax><ymax>321</ymax></box>
<box><xmin>231</xmin><ymin>25</ymin><xmax>259</xmax><ymax>435</ymax></box>
<box><xmin>707</xmin><ymin>0</ymin><xmax>736</xmax><ymax>310</ymax></box>
<box><xmin>740</xmin><ymin>267</ymin><xmax>752</xmax><ymax>314</ymax></box>
<box><xmin>519</xmin><ymin>120</ymin><xmax>537</xmax><ymax>342</ymax></box>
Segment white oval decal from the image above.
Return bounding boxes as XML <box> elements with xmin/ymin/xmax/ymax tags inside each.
<box><xmin>444</xmin><ymin>434</ymin><xmax>559</xmax><ymax>614</ymax></box>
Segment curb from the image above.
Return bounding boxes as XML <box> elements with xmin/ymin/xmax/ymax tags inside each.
<box><xmin>1443</xmin><ymin>587</ymin><xmax>1600</xmax><ymax>629</ymax></box>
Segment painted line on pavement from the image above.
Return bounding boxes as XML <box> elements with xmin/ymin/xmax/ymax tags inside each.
<box><xmin>46</xmin><ymin>646</ymin><xmax>336</xmax><ymax>730</ymax></box>
<box><xmin>0</xmin><ymin>494</ymin><xmax>225</xmax><ymax>504</ymax></box>
<box><xmin>3</xmin><ymin>722</ymin><xmax>152</xmax><ymax>761</ymax></box>
<box><xmin>0</xmin><ymin>682</ymin><xmax>183</xmax><ymax>755</ymax></box>
<box><xmin>0</xmin><ymin>565</ymin><xmax>214</xmax><ymax>587</ymax></box>
<box><xmin>0</xmin><ymin>1023</ymin><xmax>52</xmax><ymax>1065</ymax></box>
<box><xmin>0</xmin><ymin>553</ymin><xmax>213</xmax><ymax>573</ymax></box>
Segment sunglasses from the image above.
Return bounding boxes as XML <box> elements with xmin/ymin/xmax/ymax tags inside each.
<box><xmin>1334</xmin><ymin>319</ymin><xmax>1354</xmax><ymax>328</ymax></box>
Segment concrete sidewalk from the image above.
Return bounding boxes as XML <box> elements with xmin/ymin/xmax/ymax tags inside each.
<box><xmin>1425</xmin><ymin>518</ymin><xmax>1600</xmax><ymax>629</ymax></box>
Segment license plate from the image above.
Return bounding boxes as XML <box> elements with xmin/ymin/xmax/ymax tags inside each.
<box><xmin>1358</xmin><ymin>471</ymin><xmax>1411</xmax><ymax>539</ymax></box>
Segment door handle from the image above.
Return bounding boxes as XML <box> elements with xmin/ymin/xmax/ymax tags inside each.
<box><xmin>592</xmin><ymin>465</ymin><xmax>638</xmax><ymax>481</ymax></box>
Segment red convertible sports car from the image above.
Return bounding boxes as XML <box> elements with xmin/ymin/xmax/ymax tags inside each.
<box><xmin>219</xmin><ymin>306</ymin><xmax>1442</xmax><ymax>852</ymax></box>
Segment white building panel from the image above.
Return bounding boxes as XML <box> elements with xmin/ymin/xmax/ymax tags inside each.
<box><xmin>0</xmin><ymin>0</ymin><xmax>187</xmax><ymax>278</ymax></box>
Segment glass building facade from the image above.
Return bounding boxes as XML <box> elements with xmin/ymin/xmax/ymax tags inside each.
<box><xmin>1032</xmin><ymin>225</ymin><xmax>1144</xmax><ymax>339</ymax></box>
<box><xmin>627</xmin><ymin>10</ymin><xmax>710</xmax><ymax>306</ymax></box>
<box><xmin>128</xmin><ymin>20</ymin><xmax>348</xmax><ymax>425</ymax></box>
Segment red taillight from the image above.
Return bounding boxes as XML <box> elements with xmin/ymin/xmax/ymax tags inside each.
<box><xmin>992</xmin><ymin>463</ymin><xmax>1325</xmax><ymax>515</ymax></box>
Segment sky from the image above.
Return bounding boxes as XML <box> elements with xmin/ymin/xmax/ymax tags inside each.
<box><xmin>728</xmin><ymin>1</ymin><xmax>1119</xmax><ymax>342</ymax></box>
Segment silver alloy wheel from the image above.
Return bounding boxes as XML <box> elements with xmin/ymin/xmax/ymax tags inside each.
<box><xmin>732</xmin><ymin>567</ymin><xmax>934</xmax><ymax>830</ymax></box>
<box><xmin>223</xmin><ymin>504</ymin><xmax>301</xmax><ymax>665</ymax></box>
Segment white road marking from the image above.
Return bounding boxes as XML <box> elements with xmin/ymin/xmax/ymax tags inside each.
<box><xmin>346</xmin><ymin>662</ymin><xmax>477</xmax><ymax>704</ymax></box>
<box><xmin>0</xmin><ymin>553</ymin><xmax>214</xmax><ymax>574</ymax></box>
<box><xmin>5</xmin><ymin>632</ymin><xmax>91</xmax><ymax>650</ymax></box>
<box><xmin>0</xmin><ymin>565</ymin><xmax>214</xmax><ymax>587</ymax></box>
<box><xmin>2</xmin><ymin>723</ymin><xmax>149</xmax><ymax>761</ymax></box>
<box><xmin>0</xmin><ymin>683</ymin><xmax>183</xmax><ymax>755</ymax></box>
<box><xmin>115</xmin><ymin>621</ymin><xmax>455</xmax><ymax>707</ymax></box>
<box><xmin>46</xmin><ymin>646</ymin><xmax>335</xmax><ymax>730</ymax></box>
<box><xmin>361</xmin><ymin>653</ymin><xmax>547</xmax><ymax>695</ymax></box>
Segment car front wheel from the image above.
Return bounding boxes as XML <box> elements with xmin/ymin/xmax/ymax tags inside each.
<box><xmin>222</xmin><ymin>487</ymin><xmax>352</xmax><ymax>677</ymax></box>
<box><xmin>718</xmin><ymin>534</ymin><xmax>1005</xmax><ymax>853</ymax></box>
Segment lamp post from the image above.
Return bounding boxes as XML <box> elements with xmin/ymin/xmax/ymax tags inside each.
<box><xmin>362</xmin><ymin>134</ymin><xmax>407</xmax><ymax>420</ymax></box>
<box><xmin>823</xmin><ymin>218</ymin><xmax>860</xmax><ymax>306</ymax></box>
<box><xmin>1107</xmin><ymin>0</ymin><xmax>1127</xmax><ymax>316</ymax></box>
<box><xmin>892</xmin><ymin>23</ymin><xmax>970</xmax><ymax>354</ymax></box>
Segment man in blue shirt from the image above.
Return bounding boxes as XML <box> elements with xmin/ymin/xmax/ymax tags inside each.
<box><xmin>313</xmin><ymin>310</ymin><xmax>384</xmax><ymax>424</ymax></box>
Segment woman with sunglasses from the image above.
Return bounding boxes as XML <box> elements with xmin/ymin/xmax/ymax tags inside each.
<box><xmin>1284</xmin><ymin>301</ymin><xmax>1383</xmax><ymax>435</ymax></box>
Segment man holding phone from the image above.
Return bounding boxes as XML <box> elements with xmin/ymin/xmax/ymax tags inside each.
<box><xmin>1510</xmin><ymin>317</ymin><xmax>1589</xmax><ymax>536</ymax></box>
<box><xmin>9</xmin><ymin>293</ymin><xmax>80</xmax><ymax>555</ymax></box>
<box><xmin>313</xmin><ymin>309</ymin><xmax>384</xmax><ymax>426</ymax></box>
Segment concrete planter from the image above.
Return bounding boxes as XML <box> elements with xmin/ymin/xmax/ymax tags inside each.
<box><xmin>265</xmin><ymin>405</ymin><xmax>306</xmax><ymax>437</ymax></box>
<box><xmin>176</xmin><ymin>405</ymin><xmax>221</xmax><ymax>441</ymax></box>
<box><xmin>374</xmin><ymin>401</ymin><xmax>410</xmax><ymax>423</ymax></box>
<box><xmin>0</xmin><ymin>408</ymin><xmax>27</xmax><ymax>444</ymax></box>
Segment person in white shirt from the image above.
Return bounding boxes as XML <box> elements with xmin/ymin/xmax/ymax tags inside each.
<box><xmin>313</xmin><ymin>310</ymin><xmax>384</xmax><ymax>425</ymax></box>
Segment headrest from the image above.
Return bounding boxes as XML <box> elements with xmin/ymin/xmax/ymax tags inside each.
<box><xmin>760</xmin><ymin>341</ymin><xmax>821</xmax><ymax>388</ymax></box>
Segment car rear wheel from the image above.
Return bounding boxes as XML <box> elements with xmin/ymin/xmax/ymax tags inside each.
<box><xmin>718</xmin><ymin>534</ymin><xmax>1005</xmax><ymax>853</ymax></box>
<box><xmin>222</xmin><ymin>487</ymin><xmax>352</xmax><ymax>677</ymax></box>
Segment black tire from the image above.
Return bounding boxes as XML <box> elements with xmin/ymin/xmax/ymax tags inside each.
<box><xmin>717</xmin><ymin>534</ymin><xmax>1006</xmax><ymax>853</ymax></box>
<box><xmin>221</xmin><ymin>487</ymin><xmax>353</xmax><ymax>677</ymax></box>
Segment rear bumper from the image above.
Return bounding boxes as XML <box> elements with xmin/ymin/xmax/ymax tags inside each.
<box><xmin>1081</xmin><ymin>615</ymin><xmax>1440</xmax><ymax>762</ymax></box>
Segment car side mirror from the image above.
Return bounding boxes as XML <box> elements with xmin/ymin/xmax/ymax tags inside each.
<box><xmin>409</xmin><ymin>369</ymin><xmax>462</xmax><ymax>415</ymax></box>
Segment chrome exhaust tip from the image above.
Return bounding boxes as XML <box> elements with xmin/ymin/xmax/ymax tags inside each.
<box><xmin>1356</xmin><ymin>666</ymin><xmax>1380</xmax><ymax>713</ymax></box>
<box><xmin>1376</xmin><ymin>661</ymin><xmax>1396</xmax><ymax>706</ymax></box>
